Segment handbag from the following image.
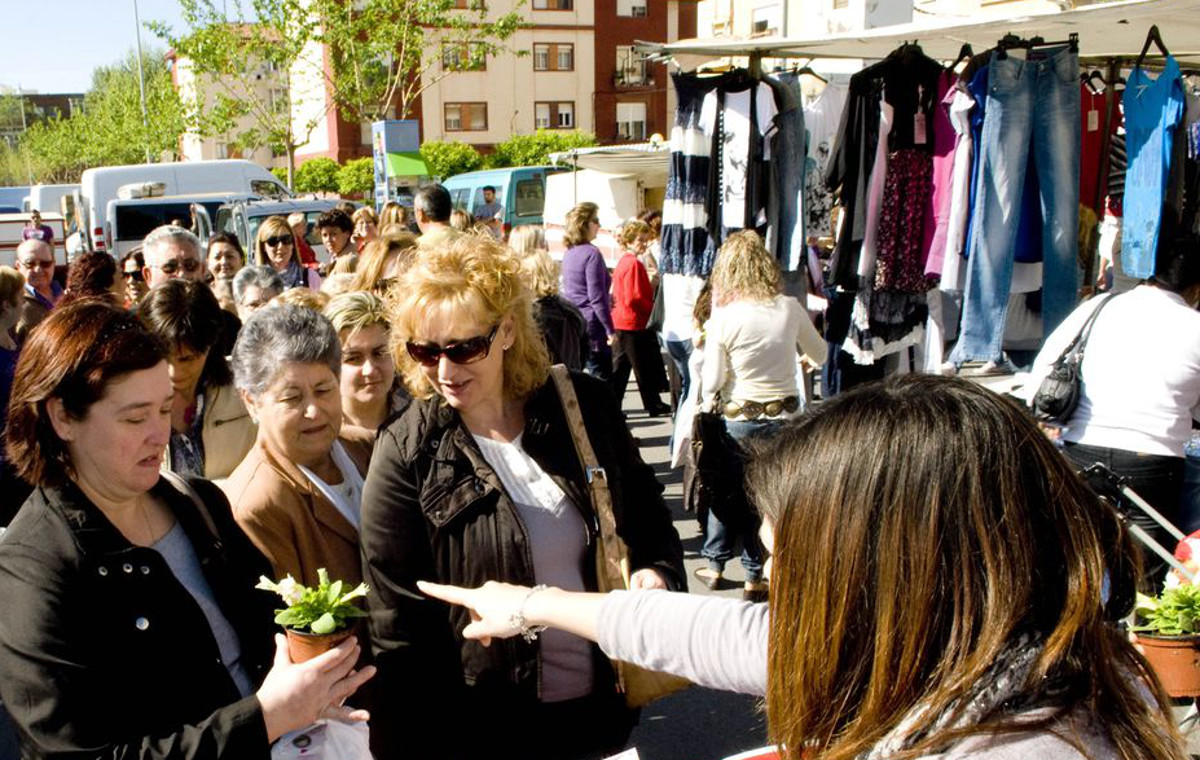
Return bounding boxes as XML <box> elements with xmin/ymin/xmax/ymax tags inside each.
<box><xmin>689</xmin><ymin>403</ymin><xmax>753</xmax><ymax>531</ymax></box>
<box><xmin>1031</xmin><ymin>294</ymin><xmax>1117</xmax><ymax>424</ymax></box>
<box><xmin>548</xmin><ymin>365</ymin><xmax>692</xmax><ymax>708</ymax></box>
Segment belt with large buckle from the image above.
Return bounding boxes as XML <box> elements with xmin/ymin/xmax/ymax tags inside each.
<box><xmin>722</xmin><ymin>396</ymin><xmax>799</xmax><ymax>420</ymax></box>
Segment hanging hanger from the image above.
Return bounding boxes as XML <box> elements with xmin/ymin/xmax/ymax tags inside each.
<box><xmin>795</xmin><ymin>65</ymin><xmax>828</xmax><ymax>84</ymax></box>
<box><xmin>1135</xmin><ymin>25</ymin><xmax>1170</xmax><ymax>69</ymax></box>
<box><xmin>949</xmin><ymin>43</ymin><xmax>973</xmax><ymax>72</ymax></box>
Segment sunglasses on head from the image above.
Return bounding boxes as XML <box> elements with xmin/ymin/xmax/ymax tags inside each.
<box><xmin>123</xmin><ymin>269</ymin><xmax>145</xmax><ymax>282</ymax></box>
<box><xmin>265</xmin><ymin>235</ymin><xmax>293</xmax><ymax>247</ymax></box>
<box><xmin>157</xmin><ymin>258</ymin><xmax>202</xmax><ymax>275</ymax></box>
<box><xmin>19</xmin><ymin>259</ymin><xmax>54</xmax><ymax>270</ymax></box>
<box><xmin>405</xmin><ymin>325</ymin><xmax>499</xmax><ymax>367</ymax></box>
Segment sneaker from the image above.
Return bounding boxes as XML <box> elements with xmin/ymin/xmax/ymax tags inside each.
<box><xmin>743</xmin><ymin>580</ymin><xmax>769</xmax><ymax>603</ymax></box>
<box><xmin>693</xmin><ymin>567</ymin><xmax>722</xmax><ymax>590</ymax></box>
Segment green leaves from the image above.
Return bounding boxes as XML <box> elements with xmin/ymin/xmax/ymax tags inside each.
<box><xmin>294</xmin><ymin>157</ymin><xmax>341</xmax><ymax>194</ymax></box>
<box><xmin>486</xmin><ymin>130</ymin><xmax>598</xmax><ymax>170</ymax></box>
<box><xmin>259</xmin><ymin>570</ymin><xmax>370</xmax><ymax>635</ymax></box>
<box><xmin>336</xmin><ymin>157</ymin><xmax>375</xmax><ymax>198</ymax></box>
<box><xmin>1135</xmin><ymin>586</ymin><xmax>1200</xmax><ymax>636</ymax></box>
<box><xmin>419</xmin><ymin>141</ymin><xmax>483</xmax><ymax>180</ymax></box>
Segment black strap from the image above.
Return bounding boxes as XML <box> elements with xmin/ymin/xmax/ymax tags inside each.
<box><xmin>1059</xmin><ymin>293</ymin><xmax>1119</xmax><ymax>366</ymax></box>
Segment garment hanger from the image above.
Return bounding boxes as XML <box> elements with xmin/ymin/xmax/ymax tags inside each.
<box><xmin>795</xmin><ymin>65</ymin><xmax>828</xmax><ymax>84</ymax></box>
<box><xmin>1135</xmin><ymin>25</ymin><xmax>1170</xmax><ymax>69</ymax></box>
<box><xmin>948</xmin><ymin>43</ymin><xmax>973</xmax><ymax>72</ymax></box>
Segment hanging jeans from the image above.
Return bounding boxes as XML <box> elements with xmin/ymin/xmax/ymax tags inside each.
<box><xmin>951</xmin><ymin>47</ymin><xmax>1080</xmax><ymax>363</ymax></box>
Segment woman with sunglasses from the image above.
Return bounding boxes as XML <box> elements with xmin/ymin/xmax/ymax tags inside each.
<box><xmin>360</xmin><ymin>236</ymin><xmax>685</xmax><ymax>760</ymax></box>
<box><xmin>120</xmin><ymin>251</ymin><xmax>149</xmax><ymax>308</ymax></box>
<box><xmin>255</xmin><ymin>216</ymin><xmax>320</xmax><ymax>292</ymax></box>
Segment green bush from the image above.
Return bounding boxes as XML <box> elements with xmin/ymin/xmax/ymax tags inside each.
<box><xmin>293</xmin><ymin>156</ymin><xmax>340</xmax><ymax>194</ymax></box>
<box><xmin>270</xmin><ymin>166</ymin><xmax>289</xmax><ymax>186</ymax></box>
<box><xmin>419</xmin><ymin>140</ymin><xmax>483</xmax><ymax>180</ymax></box>
<box><xmin>336</xmin><ymin>157</ymin><xmax>374</xmax><ymax>199</ymax></box>
<box><xmin>486</xmin><ymin>130</ymin><xmax>597</xmax><ymax>169</ymax></box>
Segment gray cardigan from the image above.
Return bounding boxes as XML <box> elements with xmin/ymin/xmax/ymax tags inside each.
<box><xmin>596</xmin><ymin>591</ymin><xmax>1126</xmax><ymax>760</ymax></box>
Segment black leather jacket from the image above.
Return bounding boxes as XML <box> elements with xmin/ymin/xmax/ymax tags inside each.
<box><xmin>360</xmin><ymin>370</ymin><xmax>685</xmax><ymax>759</ymax></box>
<box><xmin>0</xmin><ymin>478</ymin><xmax>276</xmax><ymax>760</ymax></box>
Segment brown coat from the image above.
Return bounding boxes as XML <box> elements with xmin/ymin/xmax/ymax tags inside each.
<box><xmin>222</xmin><ymin>426</ymin><xmax>373</xmax><ymax>588</ymax></box>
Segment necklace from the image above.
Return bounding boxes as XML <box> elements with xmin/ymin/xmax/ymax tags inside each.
<box><xmin>138</xmin><ymin>495</ymin><xmax>156</xmax><ymax>546</ymax></box>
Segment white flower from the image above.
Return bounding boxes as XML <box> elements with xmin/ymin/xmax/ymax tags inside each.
<box><xmin>277</xmin><ymin>576</ymin><xmax>305</xmax><ymax>606</ymax></box>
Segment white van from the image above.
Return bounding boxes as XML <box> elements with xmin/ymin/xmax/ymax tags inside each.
<box><xmin>24</xmin><ymin>184</ymin><xmax>80</xmax><ymax>217</ymax></box>
<box><xmin>0</xmin><ymin>212</ymin><xmax>68</xmax><ymax>268</ymax></box>
<box><xmin>78</xmin><ymin>160</ymin><xmax>289</xmax><ymax>251</ymax></box>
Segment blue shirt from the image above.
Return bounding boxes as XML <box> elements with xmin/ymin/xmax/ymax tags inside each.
<box><xmin>1122</xmin><ymin>56</ymin><xmax>1185</xmax><ymax>279</ymax></box>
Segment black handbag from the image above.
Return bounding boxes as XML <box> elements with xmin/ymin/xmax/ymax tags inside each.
<box><xmin>1031</xmin><ymin>294</ymin><xmax>1117</xmax><ymax>424</ymax></box>
<box><xmin>689</xmin><ymin>407</ymin><xmax>754</xmax><ymax>530</ymax></box>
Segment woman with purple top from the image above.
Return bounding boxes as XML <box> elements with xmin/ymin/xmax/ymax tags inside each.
<box><xmin>559</xmin><ymin>203</ymin><xmax>614</xmax><ymax>380</ymax></box>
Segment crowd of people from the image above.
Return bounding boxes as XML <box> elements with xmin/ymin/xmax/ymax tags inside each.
<box><xmin>0</xmin><ymin>181</ymin><xmax>1195</xmax><ymax>760</ymax></box>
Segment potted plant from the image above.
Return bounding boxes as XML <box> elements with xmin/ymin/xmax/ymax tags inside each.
<box><xmin>257</xmin><ymin>569</ymin><xmax>369</xmax><ymax>663</ymax></box>
<box><xmin>1133</xmin><ymin>584</ymin><xmax>1200</xmax><ymax>697</ymax></box>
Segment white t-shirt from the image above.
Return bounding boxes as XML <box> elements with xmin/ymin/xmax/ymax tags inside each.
<box><xmin>1025</xmin><ymin>285</ymin><xmax>1200</xmax><ymax>456</ymax></box>
<box><xmin>660</xmin><ymin>273</ymin><xmax>705</xmax><ymax>343</ymax></box>
<box><xmin>298</xmin><ymin>440</ymin><xmax>365</xmax><ymax>529</ymax></box>
<box><xmin>699</xmin><ymin>83</ymin><xmax>779</xmax><ymax>230</ymax></box>
<box><xmin>701</xmin><ymin>294</ymin><xmax>827</xmax><ymax>406</ymax></box>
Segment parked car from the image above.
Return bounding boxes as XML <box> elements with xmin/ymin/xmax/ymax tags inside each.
<box><xmin>441</xmin><ymin>166</ymin><xmax>563</xmax><ymax>238</ymax></box>
<box><xmin>104</xmin><ymin>192</ymin><xmax>261</xmax><ymax>257</ymax></box>
<box><xmin>212</xmin><ymin>198</ymin><xmax>347</xmax><ymax>265</ymax></box>
<box><xmin>77</xmin><ymin>160</ymin><xmax>289</xmax><ymax>252</ymax></box>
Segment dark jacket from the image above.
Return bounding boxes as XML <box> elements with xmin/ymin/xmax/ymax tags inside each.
<box><xmin>534</xmin><ymin>295</ymin><xmax>589</xmax><ymax>371</ymax></box>
<box><xmin>0</xmin><ymin>477</ymin><xmax>277</xmax><ymax>760</ymax></box>
<box><xmin>360</xmin><ymin>370</ymin><xmax>685</xmax><ymax>759</ymax></box>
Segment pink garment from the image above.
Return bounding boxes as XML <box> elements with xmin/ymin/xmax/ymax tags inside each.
<box><xmin>922</xmin><ymin>71</ymin><xmax>957</xmax><ymax>278</ymax></box>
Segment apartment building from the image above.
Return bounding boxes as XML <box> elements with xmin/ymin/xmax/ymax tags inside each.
<box><xmin>0</xmin><ymin>90</ymin><xmax>84</xmax><ymax>150</ymax></box>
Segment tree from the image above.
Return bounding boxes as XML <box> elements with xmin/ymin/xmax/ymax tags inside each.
<box><xmin>486</xmin><ymin>130</ymin><xmax>597</xmax><ymax>169</ymax></box>
<box><xmin>336</xmin><ymin>157</ymin><xmax>374</xmax><ymax>199</ymax></box>
<box><xmin>419</xmin><ymin>140</ymin><xmax>483</xmax><ymax>180</ymax></box>
<box><xmin>150</xmin><ymin>0</ymin><xmax>327</xmax><ymax>189</ymax></box>
<box><xmin>271</xmin><ymin>166</ymin><xmax>289</xmax><ymax>184</ymax></box>
<box><xmin>294</xmin><ymin>157</ymin><xmax>340</xmax><ymax>194</ymax></box>
<box><xmin>311</xmin><ymin>0</ymin><xmax>527</xmax><ymax>124</ymax></box>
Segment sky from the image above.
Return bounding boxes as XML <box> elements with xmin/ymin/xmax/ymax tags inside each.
<box><xmin>0</xmin><ymin>0</ymin><xmax>191</xmax><ymax>94</ymax></box>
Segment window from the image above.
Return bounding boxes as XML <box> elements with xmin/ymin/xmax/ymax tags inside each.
<box><xmin>535</xmin><ymin>102</ymin><xmax>575</xmax><ymax>130</ymax></box>
<box><xmin>514</xmin><ymin>177</ymin><xmax>547</xmax><ymax>217</ymax></box>
<box><xmin>442</xmin><ymin>42</ymin><xmax>487</xmax><ymax>72</ymax></box>
<box><xmin>215</xmin><ymin>142</ymin><xmax>228</xmax><ymax>160</ymax></box>
<box><xmin>532</xmin><ymin>0</ymin><xmax>572</xmax><ymax>8</ymax></box>
<box><xmin>453</xmin><ymin>0</ymin><xmax>486</xmax><ymax>8</ymax></box>
<box><xmin>751</xmin><ymin>4</ymin><xmax>782</xmax><ymax>35</ymax></box>
<box><xmin>616</xmin><ymin>102</ymin><xmax>647</xmax><ymax>141</ymax></box>
<box><xmin>444</xmin><ymin>102</ymin><xmax>487</xmax><ymax>132</ymax></box>
<box><xmin>615</xmin><ymin>46</ymin><xmax>647</xmax><ymax>86</ymax></box>
<box><xmin>617</xmin><ymin>0</ymin><xmax>648</xmax><ymax>16</ymax></box>
<box><xmin>533</xmin><ymin>43</ymin><xmax>573</xmax><ymax>71</ymax></box>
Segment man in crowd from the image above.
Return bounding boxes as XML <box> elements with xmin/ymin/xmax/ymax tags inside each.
<box><xmin>22</xmin><ymin>210</ymin><xmax>54</xmax><ymax>247</ymax></box>
<box><xmin>13</xmin><ymin>239</ymin><xmax>60</xmax><ymax>343</ymax></box>
<box><xmin>472</xmin><ymin>185</ymin><xmax>503</xmax><ymax>239</ymax></box>
<box><xmin>415</xmin><ymin>184</ymin><xmax>461</xmax><ymax>250</ymax></box>
<box><xmin>141</xmin><ymin>225</ymin><xmax>206</xmax><ymax>288</ymax></box>
<box><xmin>316</xmin><ymin>209</ymin><xmax>357</xmax><ymax>276</ymax></box>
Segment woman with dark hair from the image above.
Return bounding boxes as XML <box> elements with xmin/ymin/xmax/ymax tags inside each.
<box><xmin>1028</xmin><ymin>228</ymin><xmax>1200</xmax><ymax>587</ymax></box>
<box><xmin>137</xmin><ymin>279</ymin><xmax>256</xmax><ymax>481</ymax></box>
<box><xmin>0</xmin><ymin>300</ymin><xmax>374</xmax><ymax>760</ymax></box>
<box><xmin>560</xmin><ymin>202</ymin><xmax>613</xmax><ymax>380</ymax></box>
<box><xmin>120</xmin><ymin>250</ymin><xmax>149</xmax><ymax>308</ymax></box>
<box><xmin>422</xmin><ymin>374</ymin><xmax>1187</xmax><ymax>760</ymax></box>
<box><xmin>59</xmin><ymin>251</ymin><xmax>121</xmax><ymax>307</ymax></box>
<box><xmin>207</xmin><ymin>232</ymin><xmax>245</xmax><ymax>282</ymax></box>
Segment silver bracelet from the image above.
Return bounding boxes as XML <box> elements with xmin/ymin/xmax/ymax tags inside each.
<box><xmin>510</xmin><ymin>584</ymin><xmax>549</xmax><ymax>643</ymax></box>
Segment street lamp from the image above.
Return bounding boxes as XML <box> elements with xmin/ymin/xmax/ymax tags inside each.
<box><xmin>133</xmin><ymin>0</ymin><xmax>152</xmax><ymax>163</ymax></box>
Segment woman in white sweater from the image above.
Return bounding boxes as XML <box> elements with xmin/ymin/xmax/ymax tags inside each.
<box><xmin>697</xmin><ymin>231</ymin><xmax>826</xmax><ymax>598</ymax></box>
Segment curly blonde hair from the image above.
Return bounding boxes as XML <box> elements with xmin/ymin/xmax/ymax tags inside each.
<box><xmin>520</xmin><ymin>251</ymin><xmax>561</xmax><ymax>299</ymax></box>
<box><xmin>709</xmin><ymin>230</ymin><xmax>781</xmax><ymax>307</ymax></box>
<box><xmin>387</xmin><ymin>235</ymin><xmax>550</xmax><ymax>402</ymax></box>
<box><xmin>508</xmin><ymin>225</ymin><xmax>546</xmax><ymax>257</ymax></box>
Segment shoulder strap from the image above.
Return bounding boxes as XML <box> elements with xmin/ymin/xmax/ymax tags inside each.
<box><xmin>548</xmin><ymin>366</ymin><xmax>629</xmax><ymax>590</ymax></box>
<box><xmin>1064</xmin><ymin>293</ymin><xmax>1118</xmax><ymax>364</ymax></box>
<box><xmin>158</xmin><ymin>470</ymin><xmax>221</xmax><ymax>542</ymax></box>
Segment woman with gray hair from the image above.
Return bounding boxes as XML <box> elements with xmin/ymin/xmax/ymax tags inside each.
<box><xmin>232</xmin><ymin>265</ymin><xmax>286</xmax><ymax>322</ymax></box>
<box><xmin>221</xmin><ymin>304</ymin><xmax>373</xmax><ymax>589</ymax></box>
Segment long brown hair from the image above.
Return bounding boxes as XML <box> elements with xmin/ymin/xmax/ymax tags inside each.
<box><xmin>747</xmin><ymin>375</ymin><xmax>1183</xmax><ymax>760</ymax></box>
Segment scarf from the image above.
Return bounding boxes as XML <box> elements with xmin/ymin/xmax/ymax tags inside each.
<box><xmin>281</xmin><ymin>258</ymin><xmax>309</xmax><ymax>290</ymax></box>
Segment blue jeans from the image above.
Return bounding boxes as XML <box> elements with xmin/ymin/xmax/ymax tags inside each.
<box><xmin>766</xmin><ymin>71</ymin><xmax>808</xmax><ymax>272</ymax></box>
<box><xmin>700</xmin><ymin>419</ymin><xmax>782</xmax><ymax>581</ymax></box>
<box><xmin>664</xmin><ymin>338</ymin><xmax>692</xmax><ymax>406</ymax></box>
<box><xmin>0</xmin><ymin>701</ymin><xmax>17</xmax><ymax>760</ymax></box>
<box><xmin>951</xmin><ymin>47</ymin><xmax>1080</xmax><ymax>363</ymax></box>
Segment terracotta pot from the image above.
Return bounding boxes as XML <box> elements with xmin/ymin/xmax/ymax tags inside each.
<box><xmin>1135</xmin><ymin>633</ymin><xmax>1200</xmax><ymax>697</ymax></box>
<box><xmin>285</xmin><ymin>621</ymin><xmax>359</xmax><ymax>664</ymax></box>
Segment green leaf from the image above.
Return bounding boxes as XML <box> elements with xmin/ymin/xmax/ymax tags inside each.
<box><xmin>311</xmin><ymin>612</ymin><xmax>337</xmax><ymax>635</ymax></box>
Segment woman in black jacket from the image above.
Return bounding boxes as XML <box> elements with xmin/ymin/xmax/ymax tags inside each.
<box><xmin>0</xmin><ymin>301</ymin><xmax>374</xmax><ymax>760</ymax></box>
<box><xmin>361</xmin><ymin>235</ymin><xmax>685</xmax><ymax>760</ymax></box>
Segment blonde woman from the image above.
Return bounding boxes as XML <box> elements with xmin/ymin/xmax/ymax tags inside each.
<box><xmin>351</xmin><ymin>232</ymin><xmax>418</xmax><ymax>295</ymax></box>
<box><xmin>352</xmin><ymin>206</ymin><xmax>379</xmax><ymax>252</ymax></box>
<box><xmin>560</xmin><ymin>202</ymin><xmax>613</xmax><ymax>379</ymax></box>
<box><xmin>255</xmin><ymin>215</ymin><xmax>321</xmax><ymax>291</ymax></box>
<box><xmin>512</xmin><ymin>225</ymin><xmax>588</xmax><ymax>370</ymax></box>
<box><xmin>698</xmin><ymin>230</ymin><xmax>826</xmax><ymax>599</ymax></box>
<box><xmin>360</xmin><ymin>234</ymin><xmax>684</xmax><ymax>760</ymax></box>
<box><xmin>324</xmin><ymin>291</ymin><xmax>408</xmax><ymax>432</ymax></box>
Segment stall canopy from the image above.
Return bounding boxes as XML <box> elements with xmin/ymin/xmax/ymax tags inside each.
<box><xmin>635</xmin><ymin>0</ymin><xmax>1200</xmax><ymax>67</ymax></box>
<box><xmin>548</xmin><ymin>141</ymin><xmax>670</xmax><ymax>183</ymax></box>
<box><xmin>385</xmin><ymin>152</ymin><xmax>428</xmax><ymax>178</ymax></box>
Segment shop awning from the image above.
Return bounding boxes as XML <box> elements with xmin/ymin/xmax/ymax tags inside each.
<box><xmin>548</xmin><ymin>142</ymin><xmax>670</xmax><ymax>182</ymax></box>
<box><xmin>635</xmin><ymin>0</ymin><xmax>1200</xmax><ymax>67</ymax></box>
<box><xmin>386</xmin><ymin>152</ymin><xmax>429</xmax><ymax>178</ymax></box>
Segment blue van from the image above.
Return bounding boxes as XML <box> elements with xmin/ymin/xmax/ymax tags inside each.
<box><xmin>441</xmin><ymin>166</ymin><xmax>563</xmax><ymax>238</ymax></box>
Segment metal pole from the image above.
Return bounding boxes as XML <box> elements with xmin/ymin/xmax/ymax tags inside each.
<box><xmin>133</xmin><ymin>0</ymin><xmax>152</xmax><ymax>163</ymax></box>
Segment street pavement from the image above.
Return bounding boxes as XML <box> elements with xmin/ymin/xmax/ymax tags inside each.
<box><xmin>617</xmin><ymin>390</ymin><xmax>769</xmax><ymax>760</ymax></box>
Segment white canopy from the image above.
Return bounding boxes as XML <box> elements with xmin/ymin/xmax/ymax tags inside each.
<box><xmin>635</xmin><ymin>0</ymin><xmax>1200</xmax><ymax>67</ymax></box>
<box><xmin>549</xmin><ymin>142</ymin><xmax>670</xmax><ymax>183</ymax></box>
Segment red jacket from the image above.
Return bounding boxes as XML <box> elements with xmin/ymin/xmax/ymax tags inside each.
<box><xmin>611</xmin><ymin>252</ymin><xmax>654</xmax><ymax>331</ymax></box>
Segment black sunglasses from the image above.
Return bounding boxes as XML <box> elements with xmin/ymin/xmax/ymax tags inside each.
<box><xmin>156</xmin><ymin>258</ymin><xmax>202</xmax><ymax>275</ymax></box>
<box><xmin>405</xmin><ymin>325</ymin><xmax>499</xmax><ymax>367</ymax></box>
<box><xmin>265</xmin><ymin>235</ymin><xmax>294</xmax><ymax>247</ymax></box>
<box><xmin>123</xmin><ymin>270</ymin><xmax>145</xmax><ymax>282</ymax></box>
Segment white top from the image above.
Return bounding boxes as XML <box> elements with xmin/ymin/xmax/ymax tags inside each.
<box><xmin>660</xmin><ymin>273</ymin><xmax>706</xmax><ymax>343</ymax></box>
<box><xmin>702</xmin><ymin>295</ymin><xmax>827</xmax><ymax>407</ymax></box>
<box><xmin>1026</xmin><ymin>285</ymin><xmax>1200</xmax><ymax>456</ymax></box>
<box><xmin>298</xmin><ymin>440</ymin><xmax>365</xmax><ymax>529</ymax></box>
<box><xmin>700</xmin><ymin>82</ymin><xmax>779</xmax><ymax>230</ymax></box>
<box><xmin>858</xmin><ymin>97</ymin><xmax>894</xmax><ymax>280</ymax></box>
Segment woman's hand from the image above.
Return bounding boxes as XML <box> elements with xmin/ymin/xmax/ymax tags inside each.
<box><xmin>629</xmin><ymin>568</ymin><xmax>668</xmax><ymax>590</ymax></box>
<box><xmin>256</xmin><ymin>634</ymin><xmax>376</xmax><ymax>742</ymax></box>
<box><xmin>417</xmin><ymin>580</ymin><xmax>535</xmax><ymax>647</ymax></box>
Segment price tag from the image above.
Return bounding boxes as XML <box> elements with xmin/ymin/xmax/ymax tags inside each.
<box><xmin>914</xmin><ymin>111</ymin><xmax>928</xmax><ymax>145</ymax></box>
<box><xmin>1087</xmin><ymin>109</ymin><xmax>1100</xmax><ymax>132</ymax></box>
